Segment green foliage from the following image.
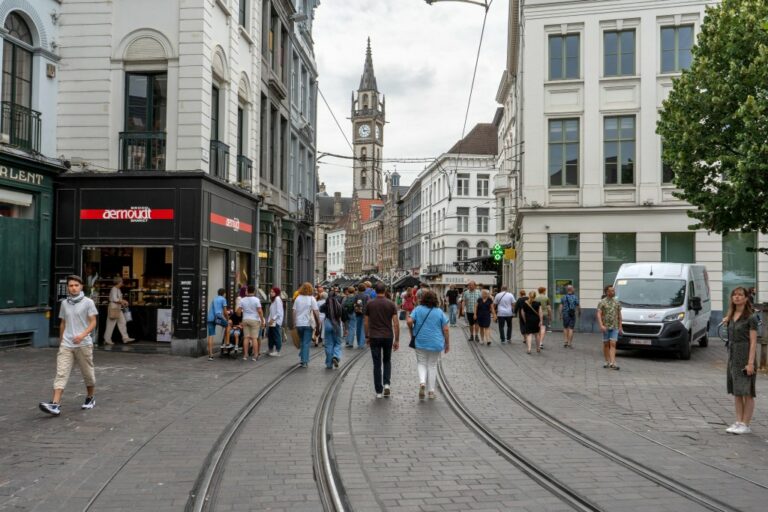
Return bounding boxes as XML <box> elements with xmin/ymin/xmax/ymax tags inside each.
<box><xmin>657</xmin><ymin>0</ymin><xmax>768</xmax><ymax>236</ymax></box>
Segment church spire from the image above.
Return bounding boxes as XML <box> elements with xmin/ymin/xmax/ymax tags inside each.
<box><xmin>359</xmin><ymin>37</ymin><xmax>378</xmax><ymax>92</ymax></box>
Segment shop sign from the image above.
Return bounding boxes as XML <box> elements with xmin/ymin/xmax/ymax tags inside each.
<box><xmin>438</xmin><ymin>273</ymin><xmax>496</xmax><ymax>286</ymax></box>
<box><xmin>80</xmin><ymin>189</ymin><xmax>176</xmax><ymax>239</ymax></box>
<box><xmin>178</xmin><ymin>279</ymin><xmax>193</xmax><ymax>327</ymax></box>
<box><xmin>0</xmin><ymin>165</ymin><xmax>46</xmax><ymax>187</ymax></box>
<box><xmin>80</xmin><ymin>207</ymin><xmax>174</xmax><ymax>222</ymax></box>
<box><xmin>210</xmin><ymin>213</ymin><xmax>253</xmax><ymax>234</ymax></box>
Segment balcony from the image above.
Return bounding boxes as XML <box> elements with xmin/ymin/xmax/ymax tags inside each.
<box><xmin>297</xmin><ymin>196</ymin><xmax>315</xmax><ymax>225</ymax></box>
<box><xmin>210</xmin><ymin>140</ymin><xmax>230</xmax><ymax>180</ymax></box>
<box><xmin>119</xmin><ymin>131</ymin><xmax>166</xmax><ymax>171</ymax></box>
<box><xmin>237</xmin><ymin>155</ymin><xmax>252</xmax><ymax>190</ymax></box>
<box><xmin>1</xmin><ymin>102</ymin><xmax>41</xmax><ymax>153</ymax></box>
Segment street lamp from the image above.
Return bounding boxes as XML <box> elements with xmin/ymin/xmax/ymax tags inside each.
<box><xmin>424</xmin><ymin>0</ymin><xmax>490</xmax><ymax>10</ymax></box>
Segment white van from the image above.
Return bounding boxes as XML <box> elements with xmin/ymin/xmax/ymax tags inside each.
<box><xmin>613</xmin><ymin>263</ymin><xmax>711</xmax><ymax>360</ymax></box>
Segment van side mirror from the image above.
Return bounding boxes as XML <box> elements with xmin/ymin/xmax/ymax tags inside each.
<box><xmin>689</xmin><ymin>296</ymin><xmax>702</xmax><ymax>312</ymax></box>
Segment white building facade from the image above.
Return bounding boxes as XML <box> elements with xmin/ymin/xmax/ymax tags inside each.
<box><xmin>512</xmin><ymin>0</ymin><xmax>768</xmax><ymax>331</ymax></box>
<box><xmin>326</xmin><ymin>226</ymin><xmax>345</xmax><ymax>279</ymax></box>
<box><xmin>419</xmin><ymin>124</ymin><xmax>499</xmax><ymax>294</ymax></box>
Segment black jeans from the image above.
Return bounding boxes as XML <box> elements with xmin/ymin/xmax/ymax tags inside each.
<box><xmin>498</xmin><ymin>316</ymin><xmax>513</xmax><ymax>341</ymax></box>
<box><xmin>369</xmin><ymin>337</ymin><xmax>393</xmax><ymax>394</ymax></box>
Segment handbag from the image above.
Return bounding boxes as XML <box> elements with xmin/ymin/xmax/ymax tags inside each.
<box><xmin>289</xmin><ymin>328</ymin><xmax>300</xmax><ymax>349</ymax></box>
<box><xmin>409</xmin><ymin>308</ymin><xmax>434</xmax><ymax>349</ymax></box>
<box><xmin>108</xmin><ymin>304</ymin><xmax>121</xmax><ymax>320</ymax></box>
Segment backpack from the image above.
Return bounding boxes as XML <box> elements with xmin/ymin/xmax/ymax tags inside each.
<box><xmin>343</xmin><ymin>296</ymin><xmax>356</xmax><ymax>315</ymax></box>
<box><xmin>326</xmin><ymin>295</ymin><xmax>343</xmax><ymax>325</ymax></box>
<box><xmin>354</xmin><ymin>295</ymin><xmax>366</xmax><ymax>315</ymax></box>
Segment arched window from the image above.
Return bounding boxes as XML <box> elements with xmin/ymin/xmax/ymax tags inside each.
<box><xmin>2</xmin><ymin>13</ymin><xmax>35</xmax><ymax>147</ymax></box>
<box><xmin>477</xmin><ymin>241</ymin><xmax>490</xmax><ymax>257</ymax></box>
<box><xmin>361</xmin><ymin>147</ymin><xmax>367</xmax><ymax>161</ymax></box>
<box><xmin>457</xmin><ymin>241</ymin><xmax>469</xmax><ymax>261</ymax></box>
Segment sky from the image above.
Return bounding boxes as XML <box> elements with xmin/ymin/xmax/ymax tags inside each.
<box><xmin>313</xmin><ymin>0</ymin><xmax>508</xmax><ymax>196</ymax></box>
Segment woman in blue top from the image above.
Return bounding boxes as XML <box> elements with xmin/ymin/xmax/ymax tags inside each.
<box><xmin>407</xmin><ymin>290</ymin><xmax>450</xmax><ymax>400</ymax></box>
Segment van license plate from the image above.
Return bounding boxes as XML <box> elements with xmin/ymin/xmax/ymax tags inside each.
<box><xmin>630</xmin><ymin>338</ymin><xmax>652</xmax><ymax>346</ymax></box>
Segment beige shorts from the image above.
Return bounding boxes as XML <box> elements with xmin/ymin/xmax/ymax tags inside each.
<box><xmin>242</xmin><ymin>318</ymin><xmax>261</xmax><ymax>339</ymax></box>
<box><xmin>54</xmin><ymin>344</ymin><xmax>95</xmax><ymax>390</ymax></box>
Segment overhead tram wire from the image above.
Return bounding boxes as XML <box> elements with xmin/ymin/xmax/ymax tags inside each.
<box><xmin>318</xmin><ymin>86</ymin><xmax>354</xmax><ymax>152</ymax></box>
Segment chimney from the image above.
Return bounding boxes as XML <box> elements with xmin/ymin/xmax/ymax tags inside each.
<box><xmin>333</xmin><ymin>192</ymin><xmax>342</xmax><ymax>216</ymax></box>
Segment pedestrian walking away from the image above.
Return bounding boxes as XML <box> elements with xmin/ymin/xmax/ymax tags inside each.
<box><xmin>40</xmin><ymin>275</ymin><xmax>99</xmax><ymax>416</ymax></box>
<box><xmin>294</xmin><ymin>282</ymin><xmax>320</xmax><ymax>367</ymax></box>
<box><xmin>723</xmin><ymin>287</ymin><xmax>759</xmax><ymax>435</ymax></box>
<box><xmin>364</xmin><ymin>282</ymin><xmax>400</xmax><ymax>398</ymax></box>
<box><xmin>315</xmin><ymin>292</ymin><xmax>327</xmax><ymax>347</ymax></box>
<box><xmin>535</xmin><ymin>286</ymin><xmax>553</xmax><ymax>348</ymax></box>
<box><xmin>103</xmin><ymin>277</ymin><xmax>134</xmax><ymax>345</ymax></box>
<box><xmin>560</xmin><ymin>285</ymin><xmax>580</xmax><ymax>348</ymax></box>
<box><xmin>321</xmin><ymin>289</ymin><xmax>345</xmax><ymax>369</ymax></box>
<box><xmin>347</xmin><ymin>284</ymin><xmax>369</xmax><ymax>348</ymax></box>
<box><xmin>267</xmin><ymin>287</ymin><xmax>284</xmax><ymax>356</ymax></box>
<box><xmin>240</xmin><ymin>285</ymin><xmax>265</xmax><ymax>361</ymax></box>
<box><xmin>460</xmin><ymin>281</ymin><xmax>481</xmax><ymax>341</ymax></box>
<box><xmin>475</xmin><ymin>289</ymin><xmax>494</xmax><ymax>345</ymax></box>
<box><xmin>493</xmin><ymin>286</ymin><xmax>515</xmax><ymax>343</ymax></box>
<box><xmin>342</xmin><ymin>287</ymin><xmax>357</xmax><ymax>346</ymax></box>
<box><xmin>407</xmin><ymin>290</ymin><xmax>450</xmax><ymax>400</ymax></box>
<box><xmin>446</xmin><ymin>284</ymin><xmax>459</xmax><ymax>326</ymax></box>
<box><xmin>513</xmin><ymin>290</ymin><xmax>528</xmax><ymax>344</ymax></box>
<box><xmin>521</xmin><ymin>291</ymin><xmax>543</xmax><ymax>354</ymax></box>
<box><xmin>206</xmin><ymin>288</ymin><xmax>229</xmax><ymax>361</ymax></box>
<box><xmin>597</xmin><ymin>285</ymin><xmax>622</xmax><ymax>370</ymax></box>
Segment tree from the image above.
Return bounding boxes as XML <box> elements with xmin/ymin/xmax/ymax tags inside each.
<box><xmin>657</xmin><ymin>0</ymin><xmax>768</xmax><ymax>247</ymax></box>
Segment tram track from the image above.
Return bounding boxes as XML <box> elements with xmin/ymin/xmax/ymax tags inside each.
<box><xmin>463</xmin><ymin>332</ymin><xmax>741</xmax><ymax>512</ymax></box>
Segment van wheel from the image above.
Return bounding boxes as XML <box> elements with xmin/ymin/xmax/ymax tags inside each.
<box><xmin>679</xmin><ymin>331</ymin><xmax>692</xmax><ymax>360</ymax></box>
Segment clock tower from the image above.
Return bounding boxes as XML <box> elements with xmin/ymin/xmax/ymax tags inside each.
<box><xmin>351</xmin><ymin>38</ymin><xmax>385</xmax><ymax>199</ymax></box>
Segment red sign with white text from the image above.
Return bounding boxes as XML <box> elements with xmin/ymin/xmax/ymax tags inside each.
<box><xmin>80</xmin><ymin>207</ymin><xmax>174</xmax><ymax>222</ymax></box>
<box><xmin>210</xmin><ymin>212</ymin><xmax>253</xmax><ymax>233</ymax></box>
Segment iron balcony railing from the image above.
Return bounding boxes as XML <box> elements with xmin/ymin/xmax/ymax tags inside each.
<box><xmin>297</xmin><ymin>196</ymin><xmax>314</xmax><ymax>225</ymax></box>
<box><xmin>237</xmin><ymin>155</ymin><xmax>252</xmax><ymax>190</ymax></box>
<box><xmin>1</xmin><ymin>101</ymin><xmax>41</xmax><ymax>153</ymax></box>
<box><xmin>119</xmin><ymin>131</ymin><xmax>166</xmax><ymax>171</ymax></box>
<box><xmin>210</xmin><ymin>140</ymin><xmax>230</xmax><ymax>180</ymax></box>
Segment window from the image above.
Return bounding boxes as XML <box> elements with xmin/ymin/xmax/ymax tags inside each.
<box><xmin>477</xmin><ymin>208</ymin><xmax>489</xmax><ymax>233</ymax></box>
<box><xmin>500</xmin><ymin>198</ymin><xmax>506</xmax><ymax>231</ymax></box>
<box><xmin>548</xmin><ymin>234</ymin><xmax>580</xmax><ymax>329</ymax></box>
<box><xmin>457</xmin><ymin>241</ymin><xmax>469</xmax><ymax>261</ymax></box>
<box><xmin>603</xmin><ymin>233</ymin><xmax>636</xmax><ymax>287</ymax></box>
<box><xmin>604</xmin><ymin>116</ymin><xmax>635</xmax><ymax>185</ymax></box>
<box><xmin>457</xmin><ymin>207</ymin><xmax>469</xmax><ymax>232</ymax></box>
<box><xmin>2</xmin><ymin>13</ymin><xmax>33</xmax><ymax>110</ymax></box>
<box><xmin>549</xmin><ymin>34</ymin><xmax>580</xmax><ymax>80</ymax></box>
<box><xmin>661</xmin><ymin>25</ymin><xmax>694</xmax><ymax>73</ymax></box>
<box><xmin>456</xmin><ymin>173</ymin><xmax>470</xmax><ymax>196</ymax></box>
<box><xmin>125</xmin><ymin>73</ymin><xmax>167</xmax><ymax>132</ymax></box>
<box><xmin>282</xmin><ymin>228</ymin><xmax>294</xmax><ymax>294</ymax></box>
<box><xmin>548</xmin><ymin>119</ymin><xmax>579</xmax><ymax>186</ymax></box>
<box><xmin>0</xmin><ymin>187</ymin><xmax>34</xmax><ymax>219</ymax></box>
<box><xmin>477</xmin><ymin>174</ymin><xmax>489</xmax><ymax>197</ymax></box>
<box><xmin>477</xmin><ymin>241</ymin><xmax>489</xmax><ymax>258</ymax></box>
<box><xmin>239</xmin><ymin>0</ymin><xmax>248</xmax><ymax>28</ymax></box>
<box><xmin>259</xmin><ymin>94</ymin><xmax>267</xmax><ymax>178</ymax></box>
<box><xmin>291</xmin><ymin>54</ymin><xmax>299</xmax><ymax>105</ymax></box>
<box><xmin>237</xmin><ymin>107</ymin><xmax>245</xmax><ymax>155</ymax></box>
<box><xmin>604</xmin><ymin>30</ymin><xmax>635</xmax><ymax>76</ymax></box>
<box><xmin>722</xmin><ymin>232</ymin><xmax>757</xmax><ymax>308</ymax></box>
<box><xmin>210</xmin><ymin>85</ymin><xmax>220</xmax><ymax>140</ymax></box>
<box><xmin>661</xmin><ymin>233</ymin><xmax>695</xmax><ymax>263</ymax></box>
<box><xmin>661</xmin><ymin>141</ymin><xmax>674</xmax><ymax>184</ymax></box>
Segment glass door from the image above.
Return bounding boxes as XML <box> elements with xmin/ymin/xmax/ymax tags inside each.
<box><xmin>548</xmin><ymin>234</ymin><xmax>580</xmax><ymax>330</ymax></box>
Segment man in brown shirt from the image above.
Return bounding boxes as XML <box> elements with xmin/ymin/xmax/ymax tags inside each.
<box><xmin>364</xmin><ymin>282</ymin><xmax>400</xmax><ymax>398</ymax></box>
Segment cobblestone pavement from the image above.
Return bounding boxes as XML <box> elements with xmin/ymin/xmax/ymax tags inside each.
<box><xmin>1</xmin><ymin>319</ymin><xmax>766</xmax><ymax>511</ymax></box>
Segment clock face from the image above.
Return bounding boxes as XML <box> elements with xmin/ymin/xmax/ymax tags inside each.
<box><xmin>375</xmin><ymin>125</ymin><xmax>381</xmax><ymax>140</ymax></box>
<box><xmin>358</xmin><ymin>124</ymin><xmax>371</xmax><ymax>138</ymax></box>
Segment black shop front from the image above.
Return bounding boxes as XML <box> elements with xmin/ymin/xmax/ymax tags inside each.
<box><xmin>53</xmin><ymin>172</ymin><xmax>259</xmax><ymax>356</ymax></box>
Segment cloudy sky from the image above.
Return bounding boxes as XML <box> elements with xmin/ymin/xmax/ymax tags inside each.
<box><xmin>313</xmin><ymin>0</ymin><xmax>508</xmax><ymax>196</ymax></box>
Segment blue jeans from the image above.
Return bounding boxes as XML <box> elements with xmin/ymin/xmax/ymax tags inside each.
<box><xmin>603</xmin><ymin>328</ymin><xmax>619</xmax><ymax>342</ymax></box>
<box><xmin>268</xmin><ymin>325</ymin><xmax>282</xmax><ymax>352</ymax></box>
<box><xmin>324</xmin><ymin>319</ymin><xmax>343</xmax><ymax>367</ymax></box>
<box><xmin>347</xmin><ymin>313</ymin><xmax>365</xmax><ymax>347</ymax></box>
<box><xmin>298</xmin><ymin>326</ymin><xmax>313</xmax><ymax>364</ymax></box>
<box><xmin>448</xmin><ymin>304</ymin><xmax>458</xmax><ymax>325</ymax></box>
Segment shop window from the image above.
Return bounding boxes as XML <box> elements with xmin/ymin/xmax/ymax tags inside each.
<box><xmin>0</xmin><ymin>187</ymin><xmax>34</xmax><ymax>219</ymax></box>
<box><xmin>548</xmin><ymin>234</ymin><xmax>579</xmax><ymax>330</ymax></box>
<box><xmin>282</xmin><ymin>229</ymin><xmax>294</xmax><ymax>295</ymax></box>
<box><xmin>661</xmin><ymin>232</ymin><xmax>695</xmax><ymax>263</ymax></box>
<box><xmin>722</xmin><ymin>232</ymin><xmax>757</xmax><ymax>308</ymax></box>
<box><xmin>603</xmin><ymin>233</ymin><xmax>636</xmax><ymax>287</ymax></box>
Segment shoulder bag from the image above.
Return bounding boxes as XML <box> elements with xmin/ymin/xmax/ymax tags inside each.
<box><xmin>409</xmin><ymin>308</ymin><xmax>434</xmax><ymax>349</ymax></box>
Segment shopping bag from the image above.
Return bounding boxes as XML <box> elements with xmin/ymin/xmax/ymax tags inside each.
<box><xmin>108</xmin><ymin>305</ymin><xmax>121</xmax><ymax>319</ymax></box>
<box><xmin>289</xmin><ymin>328</ymin><xmax>300</xmax><ymax>349</ymax></box>
<box><xmin>123</xmin><ymin>308</ymin><xmax>133</xmax><ymax>322</ymax></box>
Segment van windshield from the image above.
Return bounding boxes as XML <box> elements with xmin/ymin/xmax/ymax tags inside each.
<box><xmin>614</xmin><ymin>279</ymin><xmax>686</xmax><ymax>308</ymax></box>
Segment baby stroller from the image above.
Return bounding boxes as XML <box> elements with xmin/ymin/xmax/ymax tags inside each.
<box><xmin>219</xmin><ymin>309</ymin><xmax>243</xmax><ymax>358</ymax></box>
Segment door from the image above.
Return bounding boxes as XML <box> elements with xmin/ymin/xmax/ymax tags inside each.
<box><xmin>207</xmin><ymin>248</ymin><xmax>226</xmax><ymax>310</ymax></box>
<box><xmin>548</xmin><ymin>234</ymin><xmax>580</xmax><ymax>330</ymax></box>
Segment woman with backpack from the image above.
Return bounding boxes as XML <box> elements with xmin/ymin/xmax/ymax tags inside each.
<box><xmin>407</xmin><ymin>290</ymin><xmax>450</xmax><ymax>400</ymax></box>
<box><xmin>320</xmin><ymin>290</ymin><xmax>344</xmax><ymax>369</ymax></box>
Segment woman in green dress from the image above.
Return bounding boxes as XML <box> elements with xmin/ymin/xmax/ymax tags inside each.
<box><xmin>723</xmin><ymin>287</ymin><xmax>759</xmax><ymax>435</ymax></box>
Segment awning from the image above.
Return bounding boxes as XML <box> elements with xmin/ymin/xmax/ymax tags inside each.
<box><xmin>392</xmin><ymin>275</ymin><xmax>421</xmax><ymax>289</ymax></box>
<box><xmin>0</xmin><ymin>187</ymin><xmax>33</xmax><ymax>207</ymax></box>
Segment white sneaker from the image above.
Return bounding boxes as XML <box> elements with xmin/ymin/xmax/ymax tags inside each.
<box><xmin>376</xmin><ymin>393</ymin><xmax>383</xmax><ymax>399</ymax></box>
<box><xmin>726</xmin><ymin>422</ymin><xmax>742</xmax><ymax>433</ymax></box>
<box><xmin>733</xmin><ymin>424</ymin><xmax>752</xmax><ymax>435</ymax></box>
